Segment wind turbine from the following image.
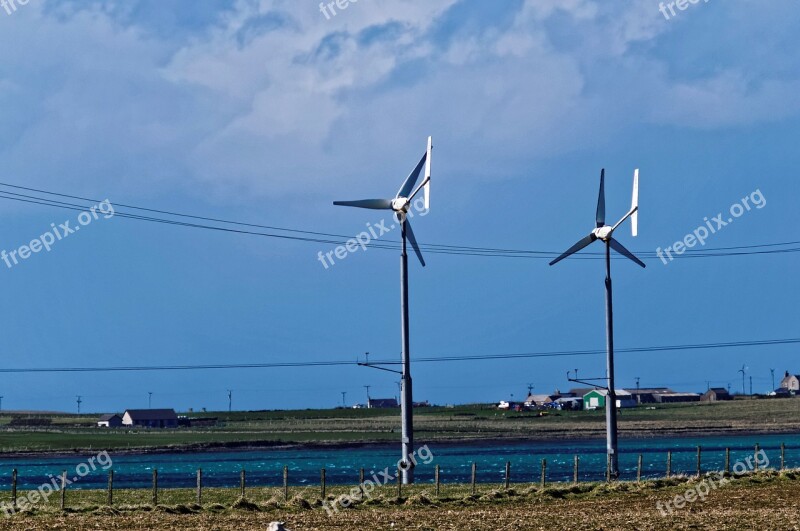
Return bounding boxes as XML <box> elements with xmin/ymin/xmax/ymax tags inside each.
<box><xmin>334</xmin><ymin>136</ymin><xmax>432</xmax><ymax>484</ymax></box>
<box><xmin>550</xmin><ymin>168</ymin><xmax>644</xmax><ymax>479</ymax></box>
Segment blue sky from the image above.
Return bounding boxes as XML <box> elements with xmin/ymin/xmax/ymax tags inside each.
<box><xmin>0</xmin><ymin>0</ymin><xmax>798</xmax><ymax>413</ymax></box>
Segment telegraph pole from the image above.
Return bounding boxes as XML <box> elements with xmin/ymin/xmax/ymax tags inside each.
<box><xmin>749</xmin><ymin>376</ymin><xmax>753</xmax><ymax>396</ymax></box>
<box><xmin>341</xmin><ymin>391</ymin><xmax>347</xmax><ymax>408</ymax></box>
<box><xmin>76</xmin><ymin>396</ymin><xmax>82</xmax><ymax>414</ymax></box>
<box><xmin>364</xmin><ymin>385</ymin><xmax>371</xmax><ymax>407</ymax></box>
<box><xmin>227</xmin><ymin>390</ymin><xmax>233</xmax><ymax>413</ymax></box>
<box><xmin>635</xmin><ymin>377</ymin><xmax>640</xmax><ymax>391</ymax></box>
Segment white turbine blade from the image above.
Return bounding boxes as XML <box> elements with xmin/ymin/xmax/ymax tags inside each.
<box><xmin>631</xmin><ymin>168</ymin><xmax>639</xmax><ymax>237</ymax></box>
<box><xmin>424</xmin><ymin>136</ymin><xmax>432</xmax><ymax>210</ymax></box>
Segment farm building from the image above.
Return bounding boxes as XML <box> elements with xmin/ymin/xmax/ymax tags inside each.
<box><xmin>96</xmin><ymin>414</ymin><xmax>123</xmax><ymax>428</ymax></box>
<box><xmin>625</xmin><ymin>388</ymin><xmax>674</xmax><ymax>404</ymax></box>
<box><xmin>780</xmin><ymin>371</ymin><xmax>800</xmax><ymax>392</ymax></box>
<box><xmin>121</xmin><ymin>409</ymin><xmax>179</xmax><ymax>428</ymax></box>
<box><xmin>701</xmin><ymin>388</ymin><xmax>732</xmax><ymax>402</ymax></box>
<box><xmin>654</xmin><ymin>392</ymin><xmax>700</xmax><ymax>404</ymax></box>
<box><xmin>583</xmin><ymin>389</ymin><xmax>636</xmax><ymax>410</ymax></box>
<box><xmin>367</xmin><ymin>398</ymin><xmax>398</xmax><ymax>409</ymax></box>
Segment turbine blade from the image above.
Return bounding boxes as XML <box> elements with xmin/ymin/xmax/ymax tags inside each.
<box><xmin>609</xmin><ymin>238</ymin><xmax>646</xmax><ymax>268</ymax></box>
<box><xmin>404</xmin><ymin>219</ymin><xmax>426</xmax><ymax>267</ymax></box>
<box><xmin>333</xmin><ymin>199</ymin><xmax>393</xmax><ymax>210</ymax></box>
<box><xmin>397</xmin><ymin>151</ymin><xmax>427</xmax><ymax>199</ymax></box>
<box><xmin>549</xmin><ymin>234</ymin><xmax>598</xmax><ymax>266</ymax></box>
<box><xmin>596</xmin><ymin>169</ymin><xmax>606</xmax><ymax>227</ymax></box>
<box><xmin>631</xmin><ymin>169</ymin><xmax>639</xmax><ymax>237</ymax></box>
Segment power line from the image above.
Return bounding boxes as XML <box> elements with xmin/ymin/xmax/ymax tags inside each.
<box><xmin>0</xmin><ymin>337</ymin><xmax>796</xmax><ymax>374</ymax></box>
<box><xmin>0</xmin><ymin>181</ymin><xmax>798</xmax><ymax>261</ymax></box>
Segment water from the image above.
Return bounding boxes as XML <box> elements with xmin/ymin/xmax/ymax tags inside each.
<box><xmin>1</xmin><ymin>433</ymin><xmax>797</xmax><ymax>490</ymax></box>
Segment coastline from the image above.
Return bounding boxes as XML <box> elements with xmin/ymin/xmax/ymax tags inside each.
<box><xmin>1</xmin><ymin>426</ymin><xmax>798</xmax><ymax>460</ymax></box>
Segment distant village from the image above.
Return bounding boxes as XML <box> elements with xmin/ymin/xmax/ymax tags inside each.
<box><xmin>497</xmin><ymin>370</ymin><xmax>800</xmax><ymax>411</ymax></box>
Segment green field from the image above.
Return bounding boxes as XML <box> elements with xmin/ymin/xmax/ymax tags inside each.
<box><xmin>0</xmin><ymin>398</ymin><xmax>798</xmax><ymax>454</ymax></box>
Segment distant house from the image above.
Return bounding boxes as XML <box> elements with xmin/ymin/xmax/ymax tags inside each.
<box><xmin>122</xmin><ymin>409</ymin><xmax>179</xmax><ymax>428</ymax></box>
<box><xmin>97</xmin><ymin>414</ymin><xmax>123</xmax><ymax>428</ymax></box>
<box><xmin>368</xmin><ymin>398</ymin><xmax>398</xmax><ymax>409</ymax></box>
<box><xmin>780</xmin><ymin>371</ymin><xmax>800</xmax><ymax>392</ymax></box>
<box><xmin>701</xmin><ymin>388</ymin><xmax>732</xmax><ymax>402</ymax></box>
<box><xmin>524</xmin><ymin>394</ymin><xmax>556</xmax><ymax>408</ymax></box>
<box><xmin>583</xmin><ymin>389</ymin><xmax>636</xmax><ymax>410</ymax></box>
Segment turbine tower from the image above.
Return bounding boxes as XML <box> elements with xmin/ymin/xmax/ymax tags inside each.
<box><xmin>334</xmin><ymin>136</ymin><xmax>432</xmax><ymax>484</ymax></box>
<box><xmin>550</xmin><ymin>168</ymin><xmax>644</xmax><ymax>479</ymax></box>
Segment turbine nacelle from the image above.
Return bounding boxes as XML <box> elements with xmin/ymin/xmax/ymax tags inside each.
<box><xmin>392</xmin><ymin>197</ymin><xmax>411</xmax><ymax>213</ymax></box>
<box><xmin>593</xmin><ymin>226</ymin><xmax>614</xmax><ymax>241</ymax></box>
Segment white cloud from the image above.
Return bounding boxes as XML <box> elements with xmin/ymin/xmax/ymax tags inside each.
<box><xmin>0</xmin><ymin>0</ymin><xmax>799</xmax><ymax>201</ymax></box>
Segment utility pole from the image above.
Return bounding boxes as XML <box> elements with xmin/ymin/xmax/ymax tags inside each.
<box><xmin>341</xmin><ymin>392</ymin><xmax>347</xmax><ymax>408</ymax></box>
<box><xmin>770</xmin><ymin>369</ymin><xmax>775</xmax><ymax>392</ymax></box>
<box><xmin>148</xmin><ymin>392</ymin><xmax>153</xmax><ymax>409</ymax></box>
<box><xmin>364</xmin><ymin>385</ymin><xmax>371</xmax><ymax>408</ymax></box>
<box><xmin>76</xmin><ymin>396</ymin><xmax>82</xmax><ymax>414</ymax></box>
<box><xmin>527</xmin><ymin>383</ymin><xmax>535</xmax><ymax>395</ymax></box>
<box><xmin>635</xmin><ymin>377</ymin><xmax>640</xmax><ymax>391</ymax></box>
<box><xmin>749</xmin><ymin>376</ymin><xmax>753</xmax><ymax>397</ymax></box>
<box><xmin>227</xmin><ymin>390</ymin><xmax>232</xmax><ymax>413</ymax></box>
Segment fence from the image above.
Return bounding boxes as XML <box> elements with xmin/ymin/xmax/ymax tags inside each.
<box><xmin>0</xmin><ymin>442</ymin><xmax>790</xmax><ymax>512</ymax></box>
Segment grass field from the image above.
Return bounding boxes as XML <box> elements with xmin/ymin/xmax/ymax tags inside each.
<box><xmin>0</xmin><ymin>469</ymin><xmax>797</xmax><ymax>530</ymax></box>
<box><xmin>1</xmin><ymin>398</ymin><xmax>798</xmax><ymax>453</ymax></box>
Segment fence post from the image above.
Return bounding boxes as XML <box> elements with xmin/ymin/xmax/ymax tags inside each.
<box><xmin>240</xmin><ymin>468</ymin><xmax>246</xmax><ymax>498</ymax></box>
<box><xmin>320</xmin><ymin>469</ymin><xmax>326</xmax><ymax>499</ymax></box>
<box><xmin>573</xmin><ymin>456</ymin><xmax>579</xmax><ymax>484</ymax></box>
<box><xmin>396</xmin><ymin>467</ymin><xmax>402</xmax><ymax>498</ymax></box>
<box><xmin>540</xmin><ymin>459</ymin><xmax>547</xmax><ymax>488</ymax></box>
<box><xmin>471</xmin><ymin>462</ymin><xmax>477</xmax><ymax>495</ymax></box>
<box><xmin>107</xmin><ymin>470</ymin><xmax>114</xmax><ymax>506</ymax></box>
<box><xmin>435</xmin><ymin>464</ymin><xmax>440</xmax><ymax>496</ymax></box>
<box><xmin>196</xmin><ymin>469</ymin><xmax>202</xmax><ymax>505</ymax></box>
<box><xmin>637</xmin><ymin>454</ymin><xmax>643</xmax><ymax>483</ymax></box>
<box><xmin>60</xmin><ymin>470</ymin><xmax>66</xmax><ymax>511</ymax></box>
<box><xmin>696</xmin><ymin>446</ymin><xmax>702</xmax><ymax>477</ymax></box>
<box><xmin>666</xmin><ymin>451</ymin><xmax>672</xmax><ymax>478</ymax></box>
<box><xmin>725</xmin><ymin>448</ymin><xmax>730</xmax><ymax>475</ymax></box>
<box><xmin>781</xmin><ymin>443</ymin><xmax>786</xmax><ymax>471</ymax></box>
<box><xmin>504</xmin><ymin>461</ymin><xmax>511</xmax><ymax>489</ymax></box>
<box><xmin>152</xmin><ymin>469</ymin><xmax>158</xmax><ymax>506</ymax></box>
<box><xmin>11</xmin><ymin>469</ymin><xmax>16</xmax><ymax>508</ymax></box>
<box><xmin>283</xmin><ymin>465</ymin><xmax>289</xmax><ymax>501</ymax></box>
<box><xmin>606</xmin><ymin>454</ymin><xmax>611</xmax><ymax>483</ymax></box>
<box><xmin>754</xmin><ymin>444</ymin><xmax>759</xmax><ymax>472</ymax></box>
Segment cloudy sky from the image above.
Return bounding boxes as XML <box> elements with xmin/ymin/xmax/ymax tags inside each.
<box><xmin>0</xmin><ymin>0</ymin><xmax>798</xmax><ymax>412</ymax></box>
